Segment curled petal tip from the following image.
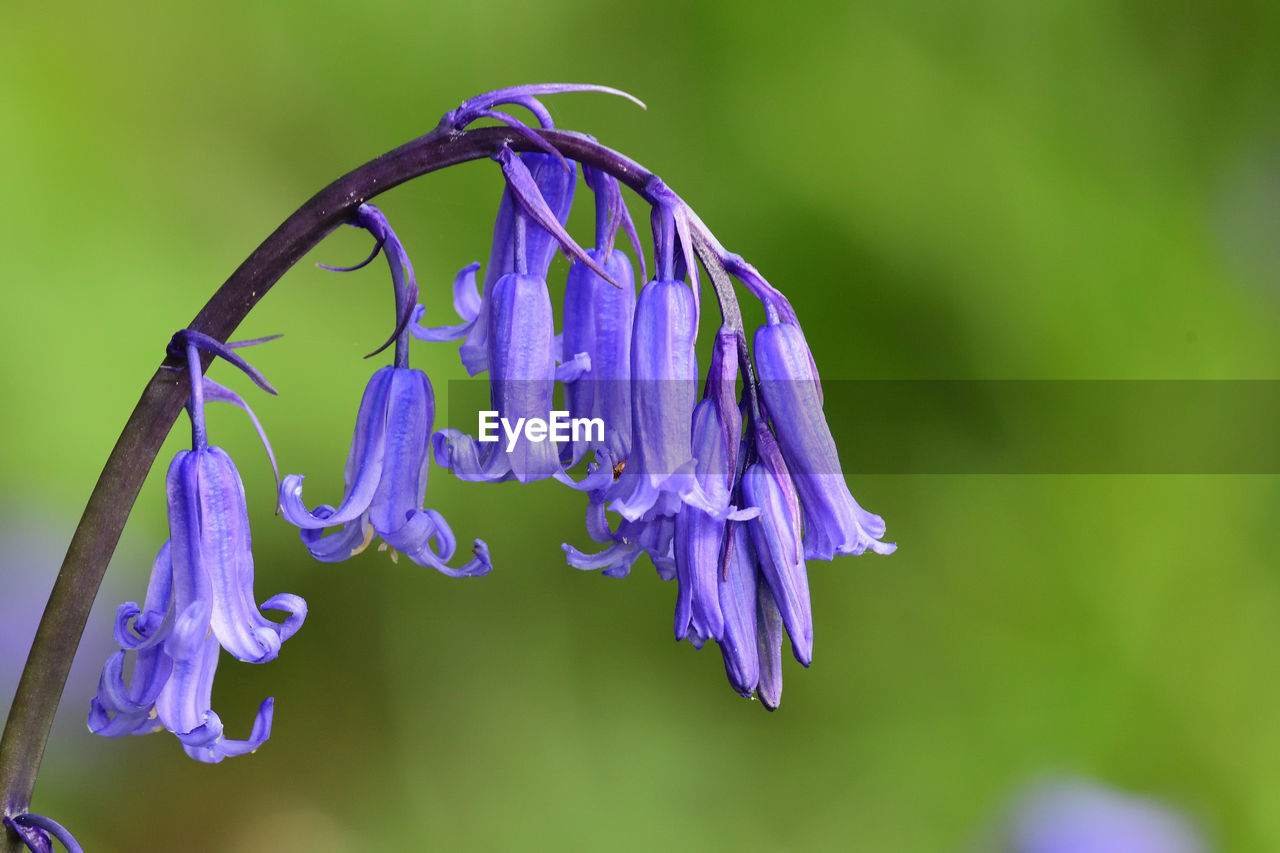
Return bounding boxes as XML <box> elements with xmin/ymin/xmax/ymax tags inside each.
<box><xmin>317</xmin><ymin>236</ymin><xmax>385</xmax><ymax>273</ymax></box>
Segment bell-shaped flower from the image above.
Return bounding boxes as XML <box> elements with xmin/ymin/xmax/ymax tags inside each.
<box><xmin>754</xmin><ymin>575</ymin><xmax>786</xmax><ymax>711</ymax></box>
<box><xmin>89</xmin><ymin>331</ymin><xmax>305</xmax><ymax>762</ymax></box>
<box><xmin>741</xmin><ymin>426</ymin><xmax>813</xmax><ymax>667</ymax></box>
<box><xmin>606</xmin><ymin>279</ymin><xmax>723</xmax><ymax>521</ymax></box>
<box><xmin>753</xmin><ymin>319</ymin><xmax>895</xmax><ymax>560</ymax></box>
<box><xmin>673</xmin><ymin>328</ymin><xmax>756</xmax><ymax>643</ymax></box>
<box><xmin>280</xmin><ymin>203</ymin><xmax>491</xmax><ymax>575</ymax></box>
<box><xmin>562</xmin><ymin>490</ymin><xmax>678</xmax><ymax>579</ymax></box>
<box><xmin>432</xmin><ymin>272</ymin><xmax>561</xmax><ymax>484</ymax></box>
<box><xmin>715</xmin><ymin>521</ymin><xmax>759</xmax><ymax>696</ymax></box>
<box><xmin>558</xmin><ymin>168</ymin><xmax>643</xmax><ymax>466</ymax></box>
<box><xmin>280</xmin><ymin>366</ymin><xmax>491</xmax><ymax>576</ymax></box>
<box><xmin>411</xmin><ymin>150</ymin><xmax>578</xmax><ymax>376</ymax></box>
<box><xmin>419</xmin><ymin>84</ymin><xmax>643</xmax><ymax>373</ymax></box>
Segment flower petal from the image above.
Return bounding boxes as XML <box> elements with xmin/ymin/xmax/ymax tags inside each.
<box><xmin>754</xmin><ymin>321</ymin><xmax>894</xmax><ymax>560</ymax></box>
<box><xmin>755</xmin><ymin>578</ymin><xmax>784</xmax><ymax>711</ymax></box>
<box><xmin>112</xmin><ymin>541</ymin><xmax>174</xmax><ymax>651</ymax></box>
<box><xmin>743</xmin><ymin>462</ymin><xmax>813</xmax><ymax>666</ymax></box>
<box><xmin>280</xmin><ymin>367</ymin><xmax>393</xmax><ymax>529</ymax></box>
<box><xmin>717</xmin><ymin>522</ymin><xmax>759</xmax><ymax>697</ymax></box>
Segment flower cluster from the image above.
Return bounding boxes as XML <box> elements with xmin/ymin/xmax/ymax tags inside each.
<box><xmin>89</xmin><ymin>331</ymin><xmax>305</xmax><ymax>762</ymax></box>
<box><xmin>413</xmin><ymin>85</ymin><xmax>896</xmax><ymax>707</ymax></box>
<box><xmin>87</xmin><ymin>84</ymin><xmax>895</xmax><ymax>773</ymax></box>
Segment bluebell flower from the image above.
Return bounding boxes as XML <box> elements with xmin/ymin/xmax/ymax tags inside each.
<box><xmin>280</xmin><ymin>367</ymin><xmax>491</xmax><ymax>574</ymax></box>
<box><xmin>754</xmin><ymin>318</ymin><xmax>895</xmax><ymax>560</ymax></box>
<box><xmin>558</xmin><ymin>166</ymin><xmax>641</xmax><ymax>466</ymax></box>
<box><xmin>741</xmin><ymin>414</ymin><xmax>815</xmax><ymax>666</ymax></box>
<box><xmin>674</xmin><ymin>327</ymin><xmax>755</xmax><ymax>643</ymax></box>
<box><xmin>430</xmin><ymin>270</ymin><xmax>561</xmax><ymax>484</ymax></box>
<box><xmin>89</xmin><ymin>331</ymin><xmax>305</xmax><ymax>762</ymax></box>
<box><xmin>753</xmin><ymin>571</ymin><xmax>786</xmax><ymax>710</ymax></box>
<box><xmin>411</xmin><ymin>151</ymin><xmax>577</xmax><ymax>376</ymax></box>
<box><xmin>429</xmin><ymin>145</ymin><xmax>633</xmax><ymax>484</ymax></box>
<box><xmin>560</xmin><ymin>279</ymin><xmax>722</xmax><ymax>580</ymax></box>
<box><xmin>279</xmin><ymin>205</ymin><xmax>491</xmax><ymax>575</ymax></box>
<box><xmin>560</xmin><ymin>202</ymin><xmax>731</xmax><ymax>607</ymax></box>
<box><xmin>714</xmin><ymin>521</ymin><xmax>758</xmax><ymax>696</ymax></box>
<box><xmin>606</xmin><ymin>278</ymin><xmax>722</xmax><ymax>521</ymax></box>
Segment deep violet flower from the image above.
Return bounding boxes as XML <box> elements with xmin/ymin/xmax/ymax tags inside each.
<box><xmin>429</xmin><ymin>270</ymin><xmax>562</xmax><ymax>484</ymax></box>
<box><xmin>715</xmin><ymin>521</ymin><xmax>759</xmax><ymax>696</ymax></box>
<box><xmin>88</xmin><ymin>331</ymin><xmax>305</xmax><ymax>763</ymax></box>
<box><xmin>742</xmin><ymin>453</ymin><xmax>812</xmax><ymax>668</ymax></box>
<box><xmin>279</xmin><ymin>205</ymin><xmax>490</xmax><ymax>575</ymax></box>
<box><xmin>559</xmin><ymin>282</ymin><xmax>725</xmax><ymax>580</ymax></box>
<box><xmin>428</xmin><ymin>147</ymin><xmax>631</xmax><ymax>483</ymax></box>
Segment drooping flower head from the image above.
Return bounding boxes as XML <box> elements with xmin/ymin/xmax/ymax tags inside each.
<box><xmin>89</xmin><ymin>330</ymin><xmax>305</xmax><ymax>762</ymax></box>
<box><xmin>558</xmin><ymin>165</ymin><xmax>643</xmax><ymax>467</ymax></box>
<box><xmin>754</xmin><ymin>314</ymin><xmax>894</xmax><ymax>560</ymax></box>
<box><xmin>279</xmin><ymin>204</ymin><xmax>490</xmax><ymax>576</ymax></box>
<box><xmin>426</xmin><ymin>145</ymin><xmax>643</xmax><ymax>485</ymax></box>
<box><xmin>560</xmin><ymin>195</ymin><xmax>725</xmax><ymax>580</ymax></box>
<box><xmin>673</xmin><ymin>326</ymin><xmax>756</xmax><ymax>644</ymax></box>
<box><xmin>549</xmin><ymin>170</ymin><xmax>894</xmax><ymax>707</ymax></box>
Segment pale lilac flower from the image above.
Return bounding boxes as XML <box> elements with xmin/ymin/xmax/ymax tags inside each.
<box><xmin>1005</xmin><ymin>780</ymin><xmax>1210</xmax><ymax>853</ymax></box>
<box><xmin>279</xmin><ymin>366</ymin><xmax>491</xmax><ymax>575</ymax></box>
<box><xmin>279</xmin><ymin>205</ymin><xmax>490</xmax><ymax>575</ymax></box>
<box><xmin>89</xmin><ymin>331</ymin><xmax>304</xmax><ymax>762</ymax></box>
<box><xmin>558</xmin><ymin>166</ymin><xmax>640</xmax><ymax>466</ymax></box>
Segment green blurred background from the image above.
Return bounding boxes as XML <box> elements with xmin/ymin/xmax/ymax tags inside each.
<box><xmin>2</xmin><ymin>0</ymin><xmax>1279</xmax><ymax>849</ymax></box>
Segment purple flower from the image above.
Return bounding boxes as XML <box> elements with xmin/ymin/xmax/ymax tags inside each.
<box><xmin>715</xmin><ymin>521</ymin><xmax>758</xmax><ymax>696</ymax></box>
<box><xmin>431</xmin><ymin>271</ymin><xmax>561</xmax><ymax>484</ymax></box>
<box><xmin>280</xmin><ymin>203</ymin><xmax>490</xmax><ymax>575</ymax></box>
<box><xmin>1005</xmin><ymin>780</ymin><xmax>1209</xmax><ymax>853</ymax></box>
<box><xmin>674</xmin><ymin>327</ymin><xmax>753</xmax><ymax>643</ymax></box>
<box><xmin>279</xmin><ymin>367</ymin><xmax>492</xmax><ymax>575</ymax></box>
<box><xmin>741</xmin><ymin>447</ymin><xmax>813</xmax><ymax>667</ymax></box>
<box><xmin>754</xmin><ymin>319</ymin><xmax>894</xmax><ymax>560</ymax></box>
<box><xmin>607</xmin><ymin>278</ymin><xmax>721</xmax><ymax>521</ymax></box>
<box><xmin>411</xmin><ymin>151</ymin><xmax>578</xmax><ymax>376</ymax></box>
<box><xmin>560</xmin><ymin>280</ymin><xmax>723</xmax><ymax>580</ymax></box>
<box><xmin>89</xmin><ymin>332</ymin><xmax>305</xmax><ymax>763</ymax></box>
<box><xmin>558</xmin><ymin>167</ymin><xmax>641</xmax><ymax>466</ymax></box>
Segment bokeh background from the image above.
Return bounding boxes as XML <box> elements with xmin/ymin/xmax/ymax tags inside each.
<box><xmin>2</xmin><ymin>0</ymin><xmax>1279</xmax><ymax>849</ymax></box>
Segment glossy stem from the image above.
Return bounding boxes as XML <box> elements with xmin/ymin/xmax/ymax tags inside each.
<box><xmin>0</xmin><ymin>120</ymin><xmax>746</xmax><ymax>850</ymax></box>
